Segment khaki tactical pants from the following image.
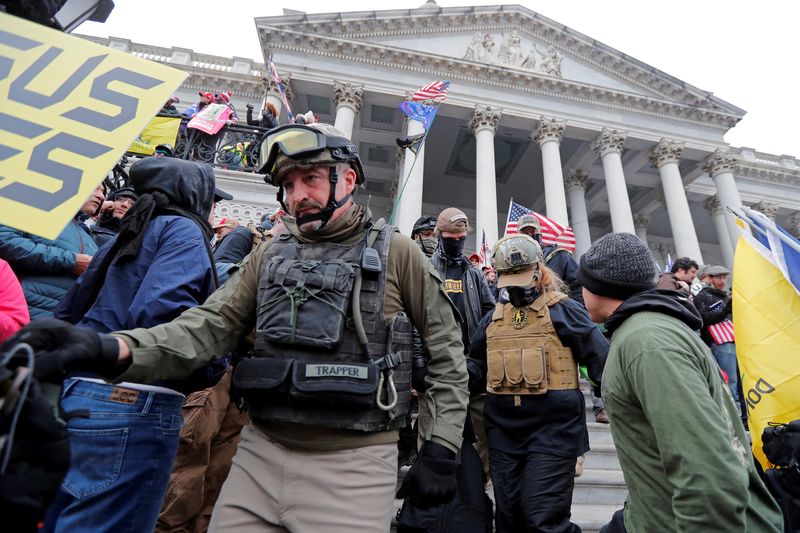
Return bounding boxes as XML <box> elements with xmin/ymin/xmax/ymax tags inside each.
<box><xmin>209</xmin><ymin>424</ymin><xmax>398</xmax><ymax>533</ymax></box>
<box><xmin>157</xmin><ymin>368</ymin><xmax>249</xmax><ymax>533</ymax></box>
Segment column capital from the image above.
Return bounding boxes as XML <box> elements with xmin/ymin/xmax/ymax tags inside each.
<box><xmin>470</xmin><ymin>105</ymin><xmax>502</xmax><ymax>134</ymax></box>
<box><xmin>261</xmin><ymin>73</ymin><xmax>293</xmax><ymax>101</ymax></box>
<box><xmin>789</xmin><ymin>212</ymin><xmax>800</xmax><ymax>239</ymax></box>
<box><xmin>564</xmin><ymin>169</ymin><xmax>589</xmax><ymax>192</ymax></box>
<box><xmin>333</xmin><ymin>80</ymin><xmax>364</xmax><ymax>113</ymax></box>
<box><xmin>534</xmin><ymin>116</ymin><xmax>566</xmax><ymax>146</ymax></box>
<box><xmin>649</xmin><ymin>138</ymin><xmax>685</xmax><ymax>168</ymax></box>
<box><xmin>703</xmin><ymin>195</ymin><xmax>722</xmax><ymax>216</ymax></box>
<box><xmin>633</xmin><ymin>213</ymin><xmax>650</xmax><ymax>229</ymax></box>
<box><xmin>593</xmin><ymin>128</ymin><xmax>628</xmax><ymax>157</ymax></box>
<box><xmin>702</xmin><ymin>149</ymin><xmax>738</xmax><ymax>177</ymax></box>
<box><xmin>751</xmin><ymin>200</ymin><xmax>780</xmax><ymax>221</ymax></box>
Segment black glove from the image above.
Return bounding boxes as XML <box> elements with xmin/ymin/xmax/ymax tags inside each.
<box><xmin>1</xmin><ymin>319</ymin><xmax>122</xmax><ymax>382</ymax></box>
<box><xmin>396</xmin><ymin>440</ymin><xmax>458</xmax><ymax>508</ymax></box>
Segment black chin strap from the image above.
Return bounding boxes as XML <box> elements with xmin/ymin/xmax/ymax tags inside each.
<box><xmin>293</xmin><ymin>166</ymin><xmax>351</xmax><ymax>228</ymax></box>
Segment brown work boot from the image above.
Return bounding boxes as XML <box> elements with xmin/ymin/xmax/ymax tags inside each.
<box><xmin>574</xmin><ymin>455</ymin><xmax>585</xmax><ymax>477</ymax></box>
<box><xmin>595</xmin><ymin>409</ymin><xmax>609</xmax><ymax>424</ymax></box>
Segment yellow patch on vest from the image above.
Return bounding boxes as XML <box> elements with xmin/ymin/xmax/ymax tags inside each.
<box><xmin>511</xmin><ymin>307</ymin><xmax>528</xmax><ymax>329</ymax></box>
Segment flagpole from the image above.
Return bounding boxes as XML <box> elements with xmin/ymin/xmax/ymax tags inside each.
<box><xmin>731</xmin><ymin>207</ymin><xmax>800</xmax><ymax>254</ymax></box>
<box><xmin>503</xmin><ymin>197</ymin><xmax>514</xmax><ymax>235</ymax></box>
<box><xmin>388</xmin><ymin>100</ymin><xmax>443</xmax><ymax>225</ymax></box>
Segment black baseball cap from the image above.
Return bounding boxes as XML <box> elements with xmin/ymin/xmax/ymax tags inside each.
<box><xmin>214</xmin><ymin>187</ymin><xmax>233</xmax><ymax>202</ymax></box>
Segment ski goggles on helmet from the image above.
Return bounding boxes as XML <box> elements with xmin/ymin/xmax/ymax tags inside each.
<box><xmin>258</xmin><ymin>124</ymin><xmax>363</xmax><ymax>184</ymax></box>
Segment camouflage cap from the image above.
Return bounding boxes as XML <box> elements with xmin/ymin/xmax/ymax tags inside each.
<box><xmin>517</xmin><ymin>214</ymin><xmax>541</xmax><ymax>233</ymax></box>
<box><xmin>436</xmin><ymin>207</ymin><xmax>470</xmax><ymax>235</ymax></box>
<box><xmin>491</xmin><ymin>234</ymin><xmax>543</xmax><ymax>288</ymax></box>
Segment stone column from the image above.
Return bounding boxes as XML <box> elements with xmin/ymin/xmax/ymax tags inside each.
<box><xmin>593</xmin><ymin>128</ymin><xmax>635</xmax><ymax>234</ymax></box>
<box><xmin>649</xmin><ymin>139</ymin><xmax>704</xmax><ymax>263</ymax></box>
<box><xmin>332</xmin><ymin>81</ymin><xmax>363</xmax><ymax>140</ymax></box>
<box><xmin>790</xmin><ymin>212</ymin><xmax>800</xmax><ymax>240</ymax></box>
<box><xmin>393</xmin><ymin>118</ymin><xmax>426</xmax><ymax>235</ymax></box>
<box><xmin>633</xmin><ymin>213</ymin><xmax>650</xmax><ymax>245</ymax></box>
<box><xmin>703</xmin><ymin>149</ymin><xmax>743</xmax><ymax>250</ymax></box>
<box><xmin>564</xmin><ymin>169</ymin><xmax>591</xmax><ymax>256</ymax></box>
<box><xmin>704</xmin><ymin>195</ymin><xmax>735</xmax><ymax>269</ymax></box>
<box><xmin>534</xmin><ymin>117</ymin><xmax>569</xmax><ymax>226</ymax></box>
<box><xmin>262</xmin><ymin>73</ymin><xmax>293</xmax><ymax>119</ymax></box>
<box><xmin>751</xmin><ymin>200</ymin><xmax>780</xmax><ymax>222</ymax></box>
<box><xmin>471</xmin><ymin>105</ymin><xmax>502</xmax><ymax>245</ymax></box>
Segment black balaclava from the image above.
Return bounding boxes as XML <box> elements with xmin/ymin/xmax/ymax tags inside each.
<box><xmin>507</xmin><ymin>286</ymin><xmax>538</xmax><ymax>308</ymax></box>
<box><xmin>439</xmin><ymin>235</ymin><xmax>465</xmax><ymax>260</ymax></box>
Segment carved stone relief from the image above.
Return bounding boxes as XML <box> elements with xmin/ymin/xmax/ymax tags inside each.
<box><xmin>462</xmin><ymin>30</ymin><xmax>563</xmax><ymax>78</ymax></box>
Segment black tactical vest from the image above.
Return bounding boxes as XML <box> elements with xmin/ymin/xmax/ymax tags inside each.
<box><xmin>233</xmin><ymin>222</ymin><xmax>414</xmax><ymax>432</ymax></box>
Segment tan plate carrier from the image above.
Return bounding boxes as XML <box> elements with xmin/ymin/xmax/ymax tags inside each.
<box><xmin>486</xmin><ymin>291</ymin><xmax>579</xmax><ymax>395</ymax></box>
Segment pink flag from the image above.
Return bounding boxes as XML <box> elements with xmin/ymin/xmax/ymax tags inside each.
<box><xmin>187</xmin><ymin>103</ymin><xmax>232</xmax><ymax>135</ymax></box>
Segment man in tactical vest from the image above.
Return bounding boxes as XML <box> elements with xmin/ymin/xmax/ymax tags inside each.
<box><xmin>517</xmin><ymin>214</ymin><xmax>583</xmax><ymax>304</ymax></box>
<box><xmin>3</xmin><ymin>122</ymin><xmax>469</xmax><ymax>533</ymax></box>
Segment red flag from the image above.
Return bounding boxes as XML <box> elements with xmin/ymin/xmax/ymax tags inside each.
<box><xmin>504</xmin><ymin>200</ymin><xmax>576</xmax><ymax>253</ymax></box>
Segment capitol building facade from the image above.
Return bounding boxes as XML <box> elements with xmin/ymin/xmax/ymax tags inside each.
<box><xmin>83</xmin><ymin>2</ymin><xmax>800</xmax><ymax>269</ymax></box>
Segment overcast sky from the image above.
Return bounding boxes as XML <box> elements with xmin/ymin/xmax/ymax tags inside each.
<box><xmin>79</xmin><ymin>0</ymin><xmax>798</xmax><ymax>157</ymax></box>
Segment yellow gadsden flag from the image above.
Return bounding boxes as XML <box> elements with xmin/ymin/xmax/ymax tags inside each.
<box><xmin>733</xmin><ymin>234</ymin><xmax>800</xmax><ymax>469</ymax></box>
<box><xmin>0</xmin><ymin>13</ymin><xmax>186</xmax><ymax>239</ymax></box>
<box><xmin>128</xmin><ymin>116</ymin><xmax>183</xmax><ymax>156</ymax></box>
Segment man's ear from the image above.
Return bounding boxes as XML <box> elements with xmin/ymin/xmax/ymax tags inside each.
<box><xmin>342</xmin><ymin>166</ymin><xmax>357</xmax><ymax>194</ymax></box>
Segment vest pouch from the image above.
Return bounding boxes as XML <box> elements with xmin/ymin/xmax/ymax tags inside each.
<box><xmin>232</xmin><ymin>357</ymin><xmax>293</xmax><ymax>402</ymax></box>
<box><xmin>503</xmin><ymin>349</ymin><xmax>524</xmax><ymax>386</ymax></box>
<box><xmin>487</xmin><ymin>349</ymin><xmax>505</xmax><ymax>389</ymax></box>
<box><xmin>289</xmin><ymin>361</ymin><xmax>379</xmax><ymax>410</ymax></box>
<box><xmin>258</xmin><ymin>258</ymin><xmax>356</xmax><ymax>350</ymax></box>
<box><xmin>522</xmin><ymin>347</ymin><xmax>547</xmax><ymax>392</ymax></box>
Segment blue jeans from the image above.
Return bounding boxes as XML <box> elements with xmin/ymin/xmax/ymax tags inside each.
<box><xmin>43</xmin><ymin>379</ymin><xmax>184</xmax><ymax>533</ymax></box>
<box><xmin>711</xmin><ymin>342</ymin><xmax>739</xmax><ymax>404</ymax></box>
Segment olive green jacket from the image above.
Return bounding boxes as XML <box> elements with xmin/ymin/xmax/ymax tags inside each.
<box><xmin>113</xmin><ymin>204</ymin><xmax>468</xmax><ymax>452</ymax></box>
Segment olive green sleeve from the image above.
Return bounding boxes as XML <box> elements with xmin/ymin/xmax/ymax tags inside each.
<box><xmin>385</xmin><ymin>234</ymin><xmax>468</xmax><ymax>452</ymax></box>
<box><xmin>111</xmin><ymin>243</ymin><xmax>265</xmax><ymax>383</ymax></box>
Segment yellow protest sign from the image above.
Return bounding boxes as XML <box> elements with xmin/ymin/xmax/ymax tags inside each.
<box><xmin>0</xmin><ymin>13</ymin><xmax>187</xmax><ymax>239</ymax></box>
<box><xmin>128</xmin><ymin>116</ymin><xmax>183</xmax><ymax>156</ymax></box>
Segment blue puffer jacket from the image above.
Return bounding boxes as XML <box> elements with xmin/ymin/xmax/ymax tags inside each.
<box><xmin>0</xmin><ymin>219</ymin><xmax>98</xmax><ymax>318</ymax></box>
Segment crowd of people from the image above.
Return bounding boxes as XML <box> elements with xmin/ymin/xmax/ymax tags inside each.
<box><xmin>0</xmin><ymin>120</ymin><xmax>792</xmax><ymax>533</ymax></box>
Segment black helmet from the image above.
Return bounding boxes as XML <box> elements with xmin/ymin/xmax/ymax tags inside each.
<box><xmin>411</xmin><ymin>215</ymin><xmax>437</xmax><ymax>238</ymax></box>
<box><xmin>258</xmin><ymin>123</ymin><xmax>364</xmax><ymax>185</ymax></box>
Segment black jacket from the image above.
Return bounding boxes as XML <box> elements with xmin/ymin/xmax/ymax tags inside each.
<box><xmin>430</xmin><ymin>250</ymin><xmax>495</xmax><ymax>340</ymax></box>
<box><xmin>214</xmin><ymin>226</ymin><xmax>253</xmax><ymax>264</ymax></box>
<box><xmin>542</xmin><ymin>244</ymin><xmax>583</xmax><ymax>304</ymax></box>
<box><xmin>246</xmin><ymin>107</ymin><xmax>279</xmax><ymax>129</ymax></box>
<box><xmin>693</xmin><ymin>286</ymin><xmax>732</xmax><ymax>345</ymax></box>
<box><xmin>89</xmin><ymin>215</ymin><xmax>121</xmax><ymax>248</ymax></box>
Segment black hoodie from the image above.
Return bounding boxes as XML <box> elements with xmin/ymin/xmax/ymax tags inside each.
<box><xmin>606</xmin><ymin>288</ymin><xmax>702</xmax><ymax>336</ymax></box>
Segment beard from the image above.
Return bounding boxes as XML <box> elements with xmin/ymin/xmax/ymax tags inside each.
<box><xmin>292</xmin><ymin>199</ymin><xmax>325</xmax><ymax>232</ymax></box>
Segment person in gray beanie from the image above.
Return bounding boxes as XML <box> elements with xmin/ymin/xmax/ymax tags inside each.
<box><xmin>581</xmin><ymin>233</ymin><xmax>783</xmax><ymax>533</ymax></box>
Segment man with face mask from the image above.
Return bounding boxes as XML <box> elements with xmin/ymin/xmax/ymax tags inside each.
<box><xmin>411</xmin><ymin>215</ymin><xmax>438</xmax><ymax>257</ymax></box>
<box><xmin>429</xmin><ymin>207</ymin><xmax>496</xmax><ymax>478</ymax></box>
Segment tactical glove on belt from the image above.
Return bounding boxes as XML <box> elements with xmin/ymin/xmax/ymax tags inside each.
<box><xmin>396</xmin><ymin>440</ymin><xmax>458</xmax><ymax>508</ymax></box>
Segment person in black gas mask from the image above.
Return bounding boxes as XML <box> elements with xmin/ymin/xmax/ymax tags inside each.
<box><xmin>429</xmin><ymin>207</ymin><xmax>496</xmax><ymax>479</ymax></box>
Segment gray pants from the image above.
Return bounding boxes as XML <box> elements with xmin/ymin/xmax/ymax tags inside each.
<box><xmin>209</xmin><ymin>424</ymin><xmax>397</xmax><ymax>532</ymax></box>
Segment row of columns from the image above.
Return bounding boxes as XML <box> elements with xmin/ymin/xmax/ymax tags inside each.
<box><xmin>280</xmin><ymin>80</ymin><xmax>750</xmax><ymax>266</ymax></box>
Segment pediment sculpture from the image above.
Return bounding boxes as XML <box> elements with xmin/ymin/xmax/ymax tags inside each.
<box><xmin>462</xmin><ymin>30</ymin><xmax>563</xmax><ymax>77</ymax></box>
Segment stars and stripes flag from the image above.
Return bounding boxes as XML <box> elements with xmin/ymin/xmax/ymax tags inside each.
<box><xmin>504</xmin><ymin>200</ymin><xmax>576</xmax><ymax>253</ymax></box>
<box><xmin>267</xmin><ymin>56</ymin><xmax>293</xmax><ymax>121</ymax></box>
<box><xmin>708</xmin><ymin>320</ymin><xmax>735</xmax><ymax>344</ymax></box>
<box><xmin>410</xmin><ymin>81</ymin><xmax>450</xmax><ymax>102</ymax></box>
<box><xmin>479</xmin><ymin>229</ymin><xmax>490</xmax><ymax>266</ymax></box>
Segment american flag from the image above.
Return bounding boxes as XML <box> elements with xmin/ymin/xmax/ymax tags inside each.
<box><xmin>708</xmin><ymin>319</ymin><xmax>735</xmax><ymax>344</ymax></box>
<box><xmin>410</xmin><ymin>81</ymin><xmax>450</xmax><ymax>102</ymax></box>
<box><xmin>478</xmin><ymin>229</ymin><xmax>490</xmax><ymax>266</ymax></box>
<box><xmin>504</xmin><ymin>200</ymin><xmax>576</xmax><ymax>253</ymax></box>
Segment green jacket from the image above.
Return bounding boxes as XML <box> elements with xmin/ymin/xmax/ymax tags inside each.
<box><xmin>113</xmin><ymin>204</ymin><xmax>469</xmax><ymax>452</ymax></box>
<box><xmin>602</xmin><ymin>290</ymin><xmax>782</xmax><ymax>532</ymax></box>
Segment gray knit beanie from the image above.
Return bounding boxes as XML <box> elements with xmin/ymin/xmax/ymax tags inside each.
<box><xmin>577</xmin><ymin>232</ymin><xmax>658</xmax><ymax>300</ymax></box>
